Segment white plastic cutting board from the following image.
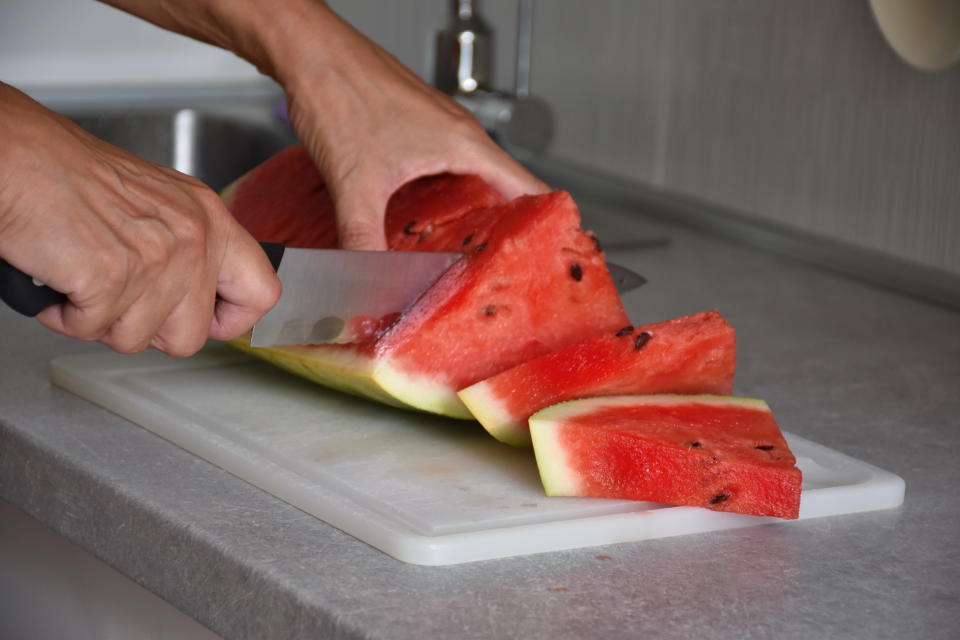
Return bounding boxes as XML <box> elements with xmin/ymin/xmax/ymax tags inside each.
<box><xmin>51</xmin><ymin>345</ymin><xmax>905</xmax><ymax>566</ymax></box>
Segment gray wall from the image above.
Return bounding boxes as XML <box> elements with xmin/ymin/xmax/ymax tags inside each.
<box><xmin>330</xmin><ymin>0</ymin><xmax>960</xmax><ymax>278</ymax></box>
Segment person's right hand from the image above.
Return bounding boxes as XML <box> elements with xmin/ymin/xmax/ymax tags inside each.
<box><xmin>0</xmin><ymin>84</ymin><xmax>281</xmax><ymax>356</ymax></box>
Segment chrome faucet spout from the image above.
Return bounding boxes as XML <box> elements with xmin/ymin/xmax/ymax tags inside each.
<box><xmin>433</xmin><ymin>0</ymin><xmax>553</xmax><ymax>157</ymax></box>
<box><xmin>434</xmin><ymin>0</ymin><xmax>492</xmax><ymax>95</ymax></box>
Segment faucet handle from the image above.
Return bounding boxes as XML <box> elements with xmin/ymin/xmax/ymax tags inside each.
<box><xmin>434</xmin><ymin>0</ymin><xmax>493</xmax><ymax>94</ymax></box>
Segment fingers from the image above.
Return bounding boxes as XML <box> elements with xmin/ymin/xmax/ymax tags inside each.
<box><xmin>147</xmin><ymin>268</ymin><xmax>218</xmax><ymax>357</ymax></box>
<box><xmin>331</xmin><ymin>185</ymin><xmax>389</xmax><ymax>251</ymax></box>
<box><xmin>470</xmin><ymin>147</ymin><xmax>551</xmax><ymax>201</ymax></box>
<box><xmin>208</xmin><ymin>225</ymin><xmax>282</xmax><ymax>341</ymax></box>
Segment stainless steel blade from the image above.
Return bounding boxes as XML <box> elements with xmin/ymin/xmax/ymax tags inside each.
<box><xmin>608</xmin><ymin>262</ymin><xmax>647</xmax><ymax>294</ymax></box>
<box><xmin>249</xmin><ymin>248</ymin><xmax>648</xmax><ymax>348</ymax></box>
<box><xmin>250</xmin><ymin>249</ymin><xmax>462</xmax><ymax>347</ymax></box>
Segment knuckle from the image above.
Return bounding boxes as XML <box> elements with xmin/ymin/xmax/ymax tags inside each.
<box><xmin>264</xmin><ymin>275</ymin><xmax>282</xmax><ymax>308</ymax></box>
<box><xmin>71</xmin><ymin>323</ymin><xmax>110</xmax><ymax>343</ymax></box>
<box><xmin>97</xmin><ymin>323</ymin><xmax>147</xmax><ymax>353</ymax></box>
<box><xmin>157</xmin><ymin>334</ymin><xmax>206</xmax><ymax>358</ymax></box>
<box><xmin>135</xmin><ymin>227</ymin><xmax>174</xmax><ymax>271</ymax></box>
<box><xmin>195</xmin><ymin>184</ymin><xmax>226</xmax><ymax>210</ymax></box>
<box><xmin>92</xmin><ymin>249</ymin><xmax>132</xmax><ymax>290</ymax></box>
<box><xmin>108</xmin><ymin>338</ymin><xmax>150</xmax><ymax>355</ymax></box>
<box><xmin>167</xmin><ymin>209</ymin><xmax>208</xmax><ymax>251</ymax></box>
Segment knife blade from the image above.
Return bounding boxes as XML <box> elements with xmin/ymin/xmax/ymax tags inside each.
<box><xmin>250</xmin><ymin>245</ymin><xmax>648</xmax><ymax>347</ymax></box>
<box><xmin>249</xmin><ymin>246</ymin><xmax>464</xmax><ymax>347</ymax></box>
<box><xmin>0</xmin><ymin>243</ymin><xmax>647</xmax><ymax>346</ymax></box>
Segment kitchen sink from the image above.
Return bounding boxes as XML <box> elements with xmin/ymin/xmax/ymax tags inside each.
<box><xmin>68</xmin><ymin>106</ymin><xmax>297</xmax><ymax>191</ymax></box>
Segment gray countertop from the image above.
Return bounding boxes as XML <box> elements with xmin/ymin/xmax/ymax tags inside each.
<box><xmin>2</xmin><ymin>198</ymin><xmax>958</xmax><ymax>640</ymax></box>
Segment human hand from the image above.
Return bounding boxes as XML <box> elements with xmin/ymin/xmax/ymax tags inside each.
<box><xmin>0</xmin><ymin>85</ymin><xmax>280</xmax><ymax>356</ymax></box>
<box><xmin>96</xmin><ymin>0</ymin><xmax>549</xmax><ymax>250</ymax></box>
<box><xmin>274</xmin><ymin>5</ymin><xmax>550</xmax><ymax>249</ymax></box>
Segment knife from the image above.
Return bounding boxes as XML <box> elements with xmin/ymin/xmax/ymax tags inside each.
<box><xmin>0</xmin><ymin>243</ymin><xmax>646</xmax><ymax>346</ymax></box>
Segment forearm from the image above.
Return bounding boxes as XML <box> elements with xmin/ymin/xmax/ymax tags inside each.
<box><xmin>96</xmin><ymin>0</ymin><xmax>347</xmax><ymax>85</ymax></box>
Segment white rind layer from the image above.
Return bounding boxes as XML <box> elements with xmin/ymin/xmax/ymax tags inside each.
<box><xmin>531</xmin><ymin>394</ymin><xmax>770</xmax><ymax>423</ymax></box>
<box><xmin>528</xmin><ymin>416</ymin><xmax>581</xmax><ymax>496</ymax></box>
<box><xmin>374</xmin><ymin>360</ymin><xmax>474</xmax><ymax>420</ymax></box>
<box><xmin>528</xmin><ymin>395</ymin><xmax>772</xmax><ymax>497</ymax></box>
<box><xmin>457</xmin><ymin>380</ymin><xmax>528</xmax><ymax>446</ymax></box>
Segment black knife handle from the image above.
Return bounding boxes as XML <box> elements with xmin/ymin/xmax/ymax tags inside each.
<box><xmin>260</xmin><ymin>242</ymin><xmax>285</xmax><ymax>272</ymax></box>
<box><xmin>0</xmin><ymin>242</ymin><xmax>286</xmax><ymax>318</ymax></box>
<box><xmin>0</xmin><ymin>259</ymin><xmax>68</xmax><ymax>317</ymax></box>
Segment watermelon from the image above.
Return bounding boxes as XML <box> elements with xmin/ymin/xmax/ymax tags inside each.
<box><xmin>458</xmin><ymin>310</ymin><xmax>736</xmax><ymax>446</ymax></box>
<box><xmin>529</xmin><ymin>395</ymin><xmax>802</xmax><ymax>519</ymax></box>
<box><xmin>222</xmin><ymin>146</ymin><xmax>630</xmax><ymax>418</ymax></box>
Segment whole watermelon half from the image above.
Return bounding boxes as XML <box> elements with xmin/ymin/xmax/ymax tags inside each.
<box><xmin>222</xmin><ymin>146</ymin><xmax>630</xmax><ymax>418</ymax></box>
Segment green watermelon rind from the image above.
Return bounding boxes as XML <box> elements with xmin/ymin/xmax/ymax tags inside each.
<box><xmin>229</xmin><ymin>337</ymin><xmax>475</xmax><ymax>419</ymax></box>
<box><xmin>529</xmin><ymin>394</ymin><xmax>771</xmax><ymax>497</ymax></box>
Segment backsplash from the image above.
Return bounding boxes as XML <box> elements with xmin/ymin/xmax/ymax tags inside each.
<box><xmin>333</xmin><ymin>0</ymin><xmax>960</xmax><ymax>279</ymax></box>
<box><xmin>2</xmin><ymin>0</ymin><xmax>957</xmax><ymax>278</ymax></box>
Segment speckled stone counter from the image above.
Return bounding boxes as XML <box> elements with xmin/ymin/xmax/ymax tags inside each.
<box><xmin>2</xmin><ymin>198</ymin><xmax>958</xmax><ymax>640</ymax></box>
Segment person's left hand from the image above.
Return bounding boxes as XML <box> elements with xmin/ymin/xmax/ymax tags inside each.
<box><xmin>263</xmin><ymin>4</ymin><xmax>551</xmax><ymax>249</ymax></box>
<box><xmin>98</xmin><ymin>0</ymin><xmax>550</xmax><ymax>250</ymax></box>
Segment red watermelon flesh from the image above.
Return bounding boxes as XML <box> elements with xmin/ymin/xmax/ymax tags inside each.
<box><xmin>529</xmin><ymin>395</ymin><xmax>802</xmax><ymax>519</ymax></box>
<box><xmin>223</xmin><ymin>146</ymin><xmax>507</xmax><ymax>250</ymax></box>
<box><xmin>459</xmin><ymin>310</ymin><xmax>736</xmax><ymax>446</ymax></box>
<box><xmin>222</xmin><ymin>146</ymin><xmax>630</xmax><ymax>418</ymax></box>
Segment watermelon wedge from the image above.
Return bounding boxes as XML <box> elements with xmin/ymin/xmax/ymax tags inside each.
<box><xmin>458</xmin><ymin>310</ymin><xmax>736</xmax><ymax>446</ymax></box>
<box><xmin>529</xmin><ymin>395</ymin><xmax>802</xmax><ymax>519</ymax></box>
<box><xmin>223</xmin><ymin>146</ymin><xmax>630</xmax><ymax>418</ymax></box>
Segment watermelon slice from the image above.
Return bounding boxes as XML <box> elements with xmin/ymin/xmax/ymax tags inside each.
<box><xmin>222</xmin><ymin>146</ymin><xmax>630</xmax><ymax>418</ymax></box>
<box><xmin>458</xmin><ymin>310</ymin><xmax>736</xmax><ymax>446</ymax></box>
<box><xmin>529</xmin><ymin>395</ymin><xmax>802</xmax><ymax>519</ymax></box>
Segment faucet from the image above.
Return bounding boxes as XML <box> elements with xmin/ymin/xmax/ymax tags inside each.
<box><xmin>434</xmin><ymin>0</ymin><xmax>553</xmax><ymax>158</ymax></box>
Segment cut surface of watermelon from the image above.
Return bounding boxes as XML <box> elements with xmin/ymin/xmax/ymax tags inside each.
<box><xmin>529</xmin><ymin>395</ymin><xmax>802</xmax><ymax>519</ymax></box>
<box><xmin>224</xmin><ymin>146</ymin><xmax>629</xmax><ymax>418</ymax></box>
<box><xmin>459</xmin><ymin>310</ymin><xmax>736</xmax><ymax>446</ymax></box>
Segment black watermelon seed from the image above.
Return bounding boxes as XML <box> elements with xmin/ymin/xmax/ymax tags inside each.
<box><xmin>311</xmin><ymin>183</ymin><xmax>326</xmax><ymax>194</ymax></box>
<box><xmin>403</xmin><ymin>220</ymin><xmax>417</xmax><ymax>235</ymax></box>
<box><xmin>475</xmin><ymin>242</ymin><xmax>488</xmax><ymax>253</ymax></box>
<box><xmin>709</xmin><ymin>493</ymin><xmax>731</xmax><ymax>505</ymax></box>
<box><xmin>570</xmin><ymin>263</ymin><xmax>583</xmax><ymax>281</ymax></box>
<box><xmin>755</xmin><ymin>445</ymin><xmax>775</xmax><ymax>451</ymax></box>
<box><xmin>483</xmin><ymin>305</ymin><xmax>497</xmax><ymax>316</ymax></box>
<box><xmin>615</xmin><ymin>325</ymin><xmax>634</xmax><ymax>337</ymax></box>
<box><xmin>462</xmin><ymin>233</ymin><xmax>474</xmax><ymax>246</ymax></box>
<box><xmin>689</xmin><ymin>441</ymin><xmax>702</xmax><ymax>448</ymax></box>
<box><xmin>590</xmin><ymin>233</ymin><xmax>603</xmax><ymax>253</ymax></box>
<box><xmin>634</xmin><ymin>331</ymin><xmax>652</xmax><ymax>350</ymax></box>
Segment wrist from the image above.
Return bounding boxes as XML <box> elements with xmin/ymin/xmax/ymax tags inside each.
<box><xmin>218</xmin><ymin>0</ymin><xmax>346</xmax><ymax>85</ymax></box>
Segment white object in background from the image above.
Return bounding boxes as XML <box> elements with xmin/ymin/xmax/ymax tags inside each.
<box><xmin>870</xmin><ymin>0</ymin><xmax>960</xmax><ymax>70</ymax></box>
<box><xmin>51</xmin><ymin>346</ymin><xmax>905</xmax><ymax>566</ymax></box>
<box><xmin>0</xmin><ymin>0</ymin><xmax>262</xmax><ymax>89</ymax></box>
